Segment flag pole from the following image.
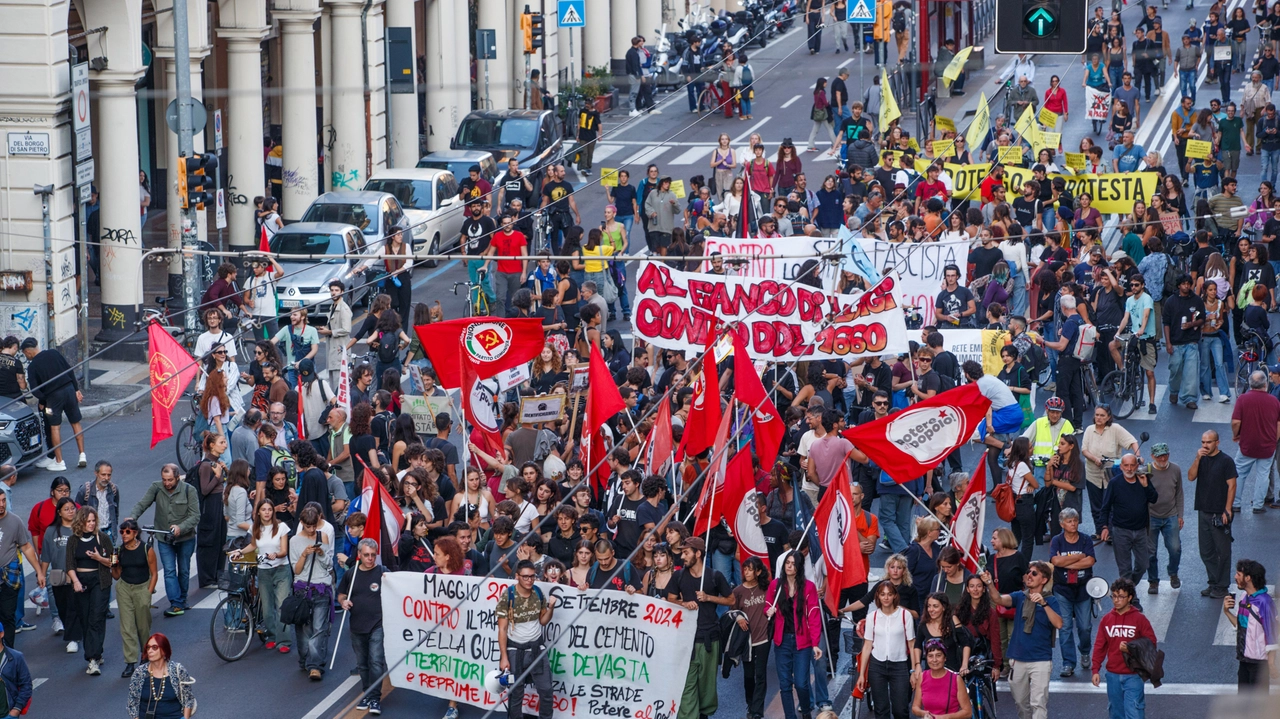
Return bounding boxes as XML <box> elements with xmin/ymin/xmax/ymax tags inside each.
<box><xmin>904</xmin><ymin>483</ymin><xmax>984</xmax><ymax>573</ymax></box>
<box><xmin>699</xmin><ymin>398</ymin><xmax>734</xmax><ymax>594</ymax></box>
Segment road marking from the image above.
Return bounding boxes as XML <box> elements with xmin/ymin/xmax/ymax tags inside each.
<box><xmin>781</xmin><ymin>94</ymin><xmax>803</xmax><ymax>108</ymax></box>
<box><xmin>1192</xmin><ymin>398</ymin><xmax>1235</xmax><ymax>425</ymax></box>
<box><xmin>838</xmin><ymin>58</ymin><xmax>854</xmax><ymax>69</ymax></box>
<box><xmin>621</xmin><ymin>145</ymin><xmax>666</xmax><ymax>167</ymax></box>
<box><xmin>1121</xmin><ymin>385</ymin><xmax>1168</xmax><ymax>421</ymax></box>
<box><xmin>592</xmin><ymin>144</ymin><xmax>625</xmax><ymax>161</ymax></box>
<box><xmin>1133</xmin><ymin>579</ymin><xmax>1179</xmax><ymax>641</ymax></box>
<box><xmin>33</xmin><ymin>679</ymin><xmax>46</xmax><ymax>691</ymax></box>
<box><xmin>411</xmin><ymin>259</ymin><xmax>460</xmax><ymax>290</ymax></box>
<box><xmin>999</xmin><ymin>681</ymin><xmax>1276</xmax><ymax>695</ymax></box>
<box><xmin>733</xmin><ymin>116</ymin><xmax>773</xmax><ymax>144</ymax></box>
<box><xmin>301</xmin><ymin>676</ymin><xmax>362</xmax><ymax>719</ymax></box>
<box><xmin>670</xmin><ymin>146</ymin><xmax>712</xmax><ymax>165</ymax></box>
<box><xmin>1214</xmin><ymin>584</ymin><xmax>1275</xmax><ymax>645</ymax></box>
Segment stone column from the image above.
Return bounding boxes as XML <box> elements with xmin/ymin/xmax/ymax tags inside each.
<box><xmin>95</xmin><ymin>76</ymin><xmax>145</xmax><ymax>340</ymax></box>
<box><xmin>384</xmin><ymin>0</ymin><xmax>418</xmax><ymax>167</ymax></box>
<box><xmin>423</xmin><ymin>0</ymin><xmax>462</xmax><ymax>151</ymax></box>
<box><xmin>158</xmin><ymin>58</ymin><xmax>209</xmax><ymax>293</ymax></box>
<box><xmin>276</xmin><ymin>11</ymin><xmax>321</xmax><ymax>220</ymax></box>
<box><xmin>327</xmin><ymin>1</ymin><xmax>367</xmax><ymax>191</ymax></box>
<box><xmin>220</xmin><ymin>32</ymin><xmax>268</xmax><ymax>250</ymax></box>
<box><xmin>611</xmin><ymin>0</ymin><xmax>636</xmax><ymax>74</ymax></box>
<box><xmin>638</xmin><ymin>0</ymin><xmax>662</xmax><ymax>43</ymax></box>
<box><xmin>558</xmin><ymin>24</ymin><xmax>578</xmax><ymax>89</ymax></box>
<box><xmin>479</xmin><ymin>0</ymin><xmax>512</xmax><ymax>110</ymax></box>
<box><xmin>583</xmin><ymin>0</ymin><xmax>610</xmax><ymax>72</ymax></box>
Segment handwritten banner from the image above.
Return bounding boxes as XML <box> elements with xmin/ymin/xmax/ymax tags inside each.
<box><xmin>857</xmin><ymin>238</ymin><xmax>969</xmax><ymax>328</ymax></box>
<box><xmin>599</xmin><ymin>168</ymin><xmax>619</xmax><ymax>187</ymax></box>
<box><xmin>1037</xmin><ymin>132</ymin><xmax>1061</xmax><ymax>153</ymax></box>
<box><xmin>1064</xmin><ymin>152</ymin><xmax>1087</xmax><ymax>170</ymax></box>
<box><xmin>1085</xmin><ymin>86</ymin><xmax>1110</xmax><ymax>122</ymax></box>
<box><xmin>384</xmin><ymin>572</ymin><xmax>696</xmax><ymax>718</ymax></box>
<box><xmin>670</xmin><ymin>180</ymin><xmax>686</xmax><ymax>199</ymax></box>
<box><xmin>997</xmin><ymin>145</ymin><xmax>1025</xmax><ymax>166</ymax></box>
<box><xmin>630</xmin><ymin>262</ymin><xmax>909</xmax><ymax>360</ymax></box>
<box><xmin>1184</xmin><ymin>139</ymin><xmax>1213</xmax><ymax>159</ymax></box>
<box><xmin>935</xmin><ymin>115</ymin><xmax>956</xmax><ymax>133</ymax></box>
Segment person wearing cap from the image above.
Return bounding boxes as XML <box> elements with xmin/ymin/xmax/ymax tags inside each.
<box><xmin>296</xmin><ymin>358</ymin><xmax>337</xmax><ymax>454</ymax></box>
<box><xmin>495</xmin><ymin>558</ymin><xmax>557</xmax><ymax>719</ymax></box>
<box><xmin>1145</xmin><ymin>443</ymin><xmax>1184</xmax><ymax>593</ymax></box>
<box><xmin>666</xmin><ymin>536</ymin><xmax>731</xmax><ymax>719</ymax></box>
<box><xmin>457</xmin><ymin>164</ymin><xmax>492</xmax><ymax>202</ymax></box>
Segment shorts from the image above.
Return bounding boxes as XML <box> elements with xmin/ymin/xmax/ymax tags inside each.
<box><xmin>45</xmin><ymin>385</ymin><xmax>82</xmax><ymax>425</ymax></box>
<box><xmin>646</xmin><ymin>231</ymin><xmax>672</xmax><ymax>253</ymax></box>
<box><xmin>1222</xmin><ymin>150</ymin><xmax>1241</xmax><ymax>173</ymax></box>
<box><xmin>1138</xmin><ymin>339</ymin><xmax>1158</xmax><ymax>371</ymax></box>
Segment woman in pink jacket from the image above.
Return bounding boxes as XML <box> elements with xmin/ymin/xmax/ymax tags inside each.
<box><xmin>766</xmin><ymin>551</ymin><xmax>823</xmax><ymax>719</ymax></box>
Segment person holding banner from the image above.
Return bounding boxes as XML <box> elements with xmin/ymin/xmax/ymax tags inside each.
<box><xmin>496</xmin><ymin>559</ymin><xmax>558</xmax><ymax>719</ymax></box>
<box><xmin>668</xmin><ymin>537</ymin><xmax>731</xmax><ymax>719</ymax></box>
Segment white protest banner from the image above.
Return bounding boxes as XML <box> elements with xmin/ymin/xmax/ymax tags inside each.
<box><xmin>337</xmin><ymin>346</ymin><xmax>351</xmax><ymax>413</ymax></box>
<box><xmin>403</xmin><ymin>394</ymin><xmax>456</xmax><ymax>434</ymax></box>
<box><xmin>940</xmin><ymin>329</ymin><xmax>984</xmax><ymax>368</ymax></box>
<box><xmin>630</xmin><ymin>261</ymin><xmax>909</xmax><ymax>361</ymax></box>
<box><xmin>855</xmin><ymin>238</ymin><xmax>969</xmax><ymax>327</ymax></box>
<box><xmin>496</xmin><ymin>362</ymin><xmax>531</xmax><ymax>391</ymax></box>
<box><xmin>383</xmin><ymin>572</ymin><xmax>695</xmax><ymax>718</ymax></box>
<box><xmin>1085</xmin><ymin>86</ymin><xmax>1110</xmax><ymax>122</ymax></box>
<box><xmin>701</xmin><ymin>235</ymin><xmax>841</xmax><ymax>290</ymax></box>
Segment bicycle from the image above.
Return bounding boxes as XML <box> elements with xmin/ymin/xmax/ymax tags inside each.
<box><xmin>1100</xmin><ymin>332</ymin><xmax>1148</xmax><ymax>419</ymax></box>
<box><xmin>174</xmin><ymin>392</ymin><xmax>203</xmax><ymax>473</ymax></box>
<box><xmin>1236</xmin><ymin>329</ymin><xmax>1272</xmax><ymax>396</ymax></box>
<box><xmin>696</xmin><ymin>78</ymin><xmax>733</xmax><ymax>115</ymax></box>
<box><xmin>452</xmin><ymin>270</ymin><xmax>491</xmax><ymax>318</ymax></box>
<box><xmin>963</xmin><ymin>655</ymin><xmax>999</xmax><ymax>719</ymax></box>
<box><xmin>210</xmin><ymin>553</ymin><xmax>267</xmax><ymax>662</ymax></box>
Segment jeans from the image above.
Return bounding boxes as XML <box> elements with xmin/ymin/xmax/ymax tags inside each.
<box><xmin>1105</xmin><ymin>672</ymin><xmax>1146</xmax><ymax>719</ymax></box>
<box><xmin>1167</xmin><ymin>343</ymin><xmax>1200</xmax><ymax>405</ymax></box>
<box><xmin>494</xmin><ymin>271</ymin><xmax>524</xmax><ymax>317</ymax></box>
<box><xmin>259</xmin><ymin>564</ymin><xmax>292</xmax><ymax>646</ymax></box>
<box><xmin>1009</xmin><ymin>659</ymin><xmax>1052</xmax><ymax>719</ymax></box>
<box><xmin>352</xmin><ymin>627</ymin><xmax>387</xmax><ymax>702</ymax></box>
<box><xmin>1217</xmin><ymin>63</ymin><xmax>1233</xmax><ymax>102</ymax></box>
<box><xmin>1109</xmin><ymin>66</ymin><xmax>1125</xmax><ymax>91</ymax></box>
<box><xmin>1199</xmin><ymin>510</ymin><xmax>1233</xmax><ymax>593</ymax></box>
<box><xmin>875</xmin><ymin>40</ymin><xmax>889</xmax><ymax>66</ymax></box>
<box><xmin>1235</xmin><ymin>452</ymin><xmax>1276</xmax><ymax>511</ymax></box>
<box><xmin>1147</xmin><ymin>515</ymin><xmax>1182</xmax><ymax>583</ymax></box>
<box><xmin>687</xmin><ymin>80</ymin><xmax>704</xmax><ymax>111</ymax></box>
<box><xmin>867</xmin><ymin>657</ymin><xmax>912</xmax><ymax>719</ymax></box>
<box><xmin>832</xmin><ymin>105</ymin><xmax>849</xmax><ymax>128</ymax></box>
<box><xmin>1011</xmin><ymin>272</ymin><xmax>1029</xmax><ymax>317</ymax></box>
<box><xmin>1112</xmin><ymin>525</ymin><xmax>1151</xmax><ymax>584</ymax></box>
<box><xmin>507</xmin><ymin>638</ymin><xmax>554</xmax><ymax>719</ymax></box>
<box><xmin>627</xmin><ymin>74</ymin><xmax>641</xmax><ymax>111</ymax></box>
<box><xmin>1199</xmin><ymin>335</ymin><xmax>1230</xmax><ymax>398</ymax></box>
<box><xmin>877</xmin><ymin>492</ymin><xmax>914</xmax><ymax>553</ymax></box>
<box><xmin>1054</xmin><ymin>592</ymin><xmax>1093</xmax><ymax>670</ymax></box>
<box><xmin>1180</xmin><ymin>70</ymin><xmax>1197</xmax><ymax>103</ymax></box>
<box><xmin>743</xmin><ymin>641</ymin><xmax>770</xmax><ymax>716</ymax></box>
<box><xmin>711</xmin><ymin>550</ymin><xmax>742</xmax><ymax>588</ymax></box>
<box><xmin>775</xmin><ymin>635</ymin><xmax>813</xmax><ymax>719</ymax></box>
<box><xmin>294</xmin><ymin>589</ymin><xmax>333</xmax><ymax>673</ymax></box>
<box><xmin>155</xmin><ymin>538</ymin><xmax>195</xmax><ymax>609</ymax></box>
<box><xmin>1262</xmin><ymin>148</ymin><xmax>1280</xmax><ymax>187</ymax></box>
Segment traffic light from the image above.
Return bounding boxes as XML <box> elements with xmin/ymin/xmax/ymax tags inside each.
<box><xmin>530</xmin><ymin>13</ymin><xmax>544</xmax><ymax>52</ymax></box>
<box><xmin>995</xmin><ymin>0</ymin><xmax>1085</xmax><ymax>55</ymax></box>
<box><xmin>177</xmin><ymin>153</ymin><xmax>218</xmax><ymax>210</ymax></box>
<box><xmin>521</xmin><ymin>11</ymin><xmax>533</xmax><ymax>54</ymax></box>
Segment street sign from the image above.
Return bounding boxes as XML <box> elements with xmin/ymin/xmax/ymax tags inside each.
<box><xmin>7</xmin><ymin>133</ymin><xmax>49</xmax><ymax>156</ymax></box>
<box><xmin>75</xmin><ymin>159</ymin><xmax>94</xmax><ymax>188</ymax></box>
<box><xmin>477</xmin><ymin>29</ymin><xmax>497</xmax><ymax>60</ymax></box>
<box><xmin>165</xmin><ymin>97</ymin><xmax>207</xmax><ymax>134</ymax></box>
<box><xmin>215</xmin><ymin>189</ymin><xmax>227</xmax><ymax>229</ymax></box>
<box><xmin>213</xmin><ymin>109</ymin><xmax>223</xmax><ymax>152</ymax></box>
<box><xmin>79</xmin><ymin>184</ymin><xmax>92</xmax><ymax>204</ymax></box>
<box><xmin>848</xmin><ymin>0</ymin><xmax>875</xmax><ymax>23</ymax></box>
<box><xmin>71</xmin><ymin>63</ymin><xmax>90</xmax><ymax>134</ymax></box>
<box><xmin>558</xmin><ymin>0</ymin><xmax>585</xmax><ymax>27</ymax></box>
<box><xmin>75</xmin><ymin>128</ymin><xmax>92</xmax><ymax>160</ymax></box>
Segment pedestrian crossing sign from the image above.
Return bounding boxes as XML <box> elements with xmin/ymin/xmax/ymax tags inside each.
<box><xmin>558</xmin><ymin>0</ymin><xmax>585</xmax><ymax>27</ymax></box>
<box><xmin>849</xmin><ymin>0</ymin><xmax>875</xmax><ymax>23</ymax></box>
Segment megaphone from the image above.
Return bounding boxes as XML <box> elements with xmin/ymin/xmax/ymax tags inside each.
<box><xmin>485</xmin><ymin>669</ymin><xmax>516</xmax><ymax>695</ymax></box>
<box><xmin>1086</xmin><ymin>577</ymin><xmax>1109</xmax><ymax>600</ymax></box>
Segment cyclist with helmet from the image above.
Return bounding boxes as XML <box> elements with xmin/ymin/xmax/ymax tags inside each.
<box><xmin>1020</xmin><ymin>397</ymin><xmax>1076</xmax><ymax>489</ymax></box>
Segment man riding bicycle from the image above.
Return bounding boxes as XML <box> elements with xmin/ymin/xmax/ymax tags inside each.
<box><xmin>1111</xmin><ymin>274</ymin><xmax>1159</xmax><ymax>414</ymax></box>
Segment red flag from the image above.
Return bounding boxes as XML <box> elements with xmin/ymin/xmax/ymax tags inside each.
<box><xmin>949</xmin><ymin>460</ymin><xmax>987</xmax><ymax>573</ymax></box>
<box><xmin>682</xmin><ymin>332</ymin><xmax>722</xmax><ymax>458</ymax></box>
<box><xmin>720</xmin><ymin>451</ymin><xmax>769</xmax><ymax>563</ymax></box>
<box><xmin>259</xmin><ymin>224</ymin><xmax>271</xmax><ymax>253</ymax></box>
<box><xmin>814</xmin><ymin>457</ymin><xmax>868</xmax><ymax>613</ymax></box>
<box><xmin>581</xmin><ymin>341</ymin><xmax>626</xmax><ymax>496</ymax></box>
<box><xmin>358</xmin><ymin>468</ymin><xmax>405</xmax><ymax>562</ymax></box>
<box><xmin>147</xmin><ymin>322</ymin><xmax>199</xmax><ymax>448</ymax></box>
<box><xmin>415</xmin><ymin>317</ymin><xmax>547</xmax><ymax>389</ymax></box>
<box><xmin>692</xmin><ymin>399</ymin><xmax>736</xmax><ymax>536</ymax></box>
<box><xmin>732</xmin><ymin>334</ymin><xmax>784</xmax><ymax>472</ymax></box>
<box><xmin>644</xmin><ymin>396</ymin><xmax>674</xmax><ymax>475</ymax></box>
<box><xmin>461</xmin><ymin>348</ymin><xmax>504</xmax><ymax>456</ymax></box>
<box><xmin>841</xmin><ymin>384</ymin><xmax>991</xmax><ymax>483</ymax></box>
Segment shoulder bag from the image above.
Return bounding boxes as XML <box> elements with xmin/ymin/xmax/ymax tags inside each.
<box><xmin>280</xmin><ymin>551</ymin><xmax>319</xmax><ymax>626</ymax></box>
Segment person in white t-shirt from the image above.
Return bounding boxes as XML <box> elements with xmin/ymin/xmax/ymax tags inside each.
<box><xmin>856</xmin><ymin>579</ymin><xmax>917</xmax><ymax>718</ymax></box>
<box><xmin>244</xmin><ymin>256</ymin><xmax>284</xmax><ymax>339</ymax></box>
<box><xmin>194</xmin><ymin>308</ymin><xmax>238</xmax><ymax>362</ymax></box>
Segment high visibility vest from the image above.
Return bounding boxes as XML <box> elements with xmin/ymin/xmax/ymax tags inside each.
<box><xmin>1030</xmin><ymin>417</ymin><xmax>1074</xmax><ymax>457</ymax></box>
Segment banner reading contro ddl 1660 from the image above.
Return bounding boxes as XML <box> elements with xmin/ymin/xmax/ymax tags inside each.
<box><xmin>383</xmin><ymin>572</ymin><xmax>695</xmax><ymax>718</ymax></box>
<box><xmin>630</xmin><ymin>261</ymin><xmax>910</xmax><ymax>360</ymax></box>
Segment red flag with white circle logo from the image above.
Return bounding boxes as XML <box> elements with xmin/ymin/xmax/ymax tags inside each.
<box><xmin>840</xmin><ymin>384</ymin><xmax>991</xmax><ymax>483</ymax></box>
<box><xmin>415</xmin><ymin>317</ymin><xmax>546</xmax><ymax>389</ymax></box>
<box><xmin>147</xmin><ymin>321</ymin><xmax>199</xmax><ymax>448</ymax></box>
<box><xmin>814</xmin><ymin>457</ymin><xmax>868</xmax><ymax>613</ymax></box>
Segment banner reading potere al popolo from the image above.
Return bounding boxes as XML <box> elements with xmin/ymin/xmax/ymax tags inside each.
<box><xmin>630</xmin><ymin>261</ymin><xmax>910</xmax><ymax>361</ymax></box>
<box><xmin>383</xmin><ymin>572</ymin><xmax>695</xmax><ymax>718</ymax></box>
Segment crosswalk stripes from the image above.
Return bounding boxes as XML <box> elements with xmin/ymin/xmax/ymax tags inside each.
<box><xmin>669</xmin><ymin>146</ymin><xmax>712</xmax><ymax>165</ymax></box>
<box><xmin>622</xmin><ymin>146</ymin><xmax>665</xmax><ymax>167</ymax></box>
<box><xmin>26</xmin><ymin>550</ymin><xmax>198</xmax><ymax>612</ymax></box>
<box><xmin>1123</xmin><ymin>384</ymin><xmax>1168</xmax><ymax>421</ymax></box>
<box><xmin>592</xmin><ymin>143</ymin><xmax>624</xmax><ymax>161</ymax></box>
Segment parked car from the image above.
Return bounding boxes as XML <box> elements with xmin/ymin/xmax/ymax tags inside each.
<box><xmin>0</xmin><ymin>399</ymin><xmax>44</xmax><ymax>467</ymax></box>
<box><xmin>415</xmin><ymin>150</ymin><xmax>500</xmax><ymax>192</ymax></box>
<box><xmin>269</xmin><ymin>222</ymin><xmax>379</xmax><ymax>322</ymax></box>
<box><xmin>298</xmin><ymin>190</ymin><xmax>414</xmax><ymax>251</ymax></box>
<box><xmin>363</xmin><ymin>168</ymin><xmax>464</xmax><ymax>266</ymax></box>
<box><xmin>450</xmin><ymin>109</ymin><xmax>563</xmax><ymax>189</ymax></box>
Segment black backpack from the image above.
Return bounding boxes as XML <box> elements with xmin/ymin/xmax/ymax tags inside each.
<box><xmin>892</xmin><ymin>7</ymin><xmax>907</xmax><ymax>32</ymax></box>
<box><xmin>1019</xmin><ymin>344</ymin><xmax>1050</xmax><ymax>387</ymax></box>
<box><xmin>375</xmin><ymin>329</ymin><xmax>398</xmax><ymax>364</ymax></box>
<box><xmin>936</xmin><ymin>351</ymin><xmax>962</xmax><ymax>391</ymax></box>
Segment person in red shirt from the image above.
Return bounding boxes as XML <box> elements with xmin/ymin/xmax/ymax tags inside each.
<box><xmin>1230</xmin><ymin>370</ymin><xmax>1280</xmax><ymax>512</ymax></box>
<box><xmin>485</xmin><ymin>212</ymin><xmax>529</xmax><ymax>317</ymax></box>
<box><xmin>27</xmin><ymin>475</ymin><xmax>73</xmax><ymax>554</ymax></box>
<box><xmin>914</xmin><ymin>164</ymin><xmax>950</xmax><ymax>215</ymax></box>
<box><xmin>979</xmin><ymin>163</ymin><xmax>1007</xmax><ymax>204</ymax></box>
<box><xmin>1090</xmin><ymin>578</ymin><xmax>1157</xmax><ymax>709</ymax></box>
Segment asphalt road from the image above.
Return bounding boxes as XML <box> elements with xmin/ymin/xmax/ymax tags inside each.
<box><xmin>15</xmin><ymin>2</ymin><xmax>1280</xmax><ymax>717</ymax></box>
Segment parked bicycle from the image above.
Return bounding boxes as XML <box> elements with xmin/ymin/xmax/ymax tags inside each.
<box><xmin>1236</xmin><ymin>329</ymin><xmax>1275</xmax><ymax>395</ymax></box>
<box><xmin>210</xmin><ymin>553</ymin><xmax>267</xmax><ymax>662</ymax></box>
<box><xmin>174</xmin><ymin>392</ymin><xmax>204</xmax><ymax>474</ymax></box>
<box><xmin>1100</xmin><ymin>332</ymin><xmax>1147</xmax><ymax>419</ymax></box>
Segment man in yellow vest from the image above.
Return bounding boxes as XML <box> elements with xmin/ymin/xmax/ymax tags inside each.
<box><xmin>1019</xmin><ymin>396</ymin><xmax>1075</xmax><ymax>486</ymax></box>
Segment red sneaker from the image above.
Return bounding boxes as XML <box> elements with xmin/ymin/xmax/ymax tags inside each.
<box><xmin>278</xmin><ymin>645</ymin><xmax>292</xmax><ymax>654</ymax></box>
<box><xmin>265</xmin><ymin>642</ymin><xmax>277</xmax><ymax>650</ymax></box>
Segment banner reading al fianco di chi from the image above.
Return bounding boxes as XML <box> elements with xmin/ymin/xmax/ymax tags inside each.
<box><xmin>629</xmin><ymin>261</ymin><xmax>911</xmax><ymax>361</ymax></box>
<box><xmin>384</xmin><ymin>572</ymin><xmax>696</xmax><ymax>718</ymax></box>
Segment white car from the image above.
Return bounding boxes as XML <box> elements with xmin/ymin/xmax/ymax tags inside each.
<box><xmin>363</xmin><ymin>168</ymin><xmax>464</xmax><ymax>266</ymax></box>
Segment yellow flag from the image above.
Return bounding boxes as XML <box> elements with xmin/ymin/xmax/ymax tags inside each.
<box><xmin>965</xmin><ymin>92</ymin><xmax>990</xmax><ymax>151</ymax></box>
<box><xmin>1013</xmin><ymin>105</ymin><xmax>1042</xmax><ymax>151</ymax></box>
<box><xmin>942</xmin><ymin>46</ymin><xmax>974</xmax><ymax>87</ymax></box>
<box><xmin>880</xmin><ymin>69</ymin><xmax>901</xmax><ymax>131</ymax></box>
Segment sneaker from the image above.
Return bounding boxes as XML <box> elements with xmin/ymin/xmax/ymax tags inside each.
<box><xmin>1210</xmin><ymin>589</ymin><xmax>1229</xmax><ymax>599</ymax></box>
<box><xmin>1202</xmin><ymin>587</ymin><xmax>1215</xmax><ymax>597</ymax></box>
<box><xmin>278</xmin><ymin>644</ymin><xmax>291</xmax><ymax>654</ymax></box>
<box><xmin>15</xmin><ymin>622</ymin><xmax>35</xmax><ymax>633</ymax></box>
<box><xmin>1080</xmin><ymin>652</ymin><xmax>1090</xmax><ymax>668</ymax></box>
<box><xmin>265</xmin><ymin>641</ymin><xmax>277</xmax><ymax>650</ymax></box>
<box><xmin>105</xmin><ymin>610</ymin><xmax>114</xmax><ymax>619</ymax></box>
<box><xmin>66</xmin><ymin>641</ymin><xmax>78</xmax><ymax>653</ymax></box>
<box><xmin>53</xmin><ymin>618</ymin><xmax>63</xmax><ymax>635</ymax></box>
<box><xmin>163</xmin><ymin>607</ymin><xmax>184</xmax><ymax>617</ymax></box>
<box><xmin>1220</xmin><ymin>394</ymin><xmax>1231</xmax><ymax>403</ymax></box>
<box><xmin>648</xmin><ymin>109</ymin><xmax>662</xmax><ymax>115</ymax></box>
<box><xmin>87</xmin><ymin>659</ymin><xmax>101</xmax><ymax>675</ymax></box>
<box><xmin>1171</xmin><ymin>575</ymin><xmax>1181</xmax><ymax>589</ymax></box>
<box><xmin>1254</xmin><ymin>507</ymin><xmax>1266</xmax><ymax>514</ymax></box>
<box><xmin>1148</xmin><ymin>404</ymin><xmax>1158</xmax><ymax>414</ymax></box>
<box><xmin>309</xmin><ymin>669</ymin><xmax>323</xmax><ymax>681</ymax></box>
<box><xmin>1202</xmin><ymin>394</ymin><xmax>1211</xmax><ymax>400</ymax></box>
<box><xmin>77</xmin><ymin>452</ymin><xmax>87</xmax><ymax>468</ymax></box>
<box><xmin>1060</xmin><ymin>666</ymin><xmax>1075</xmax><ymax>678</ymax></box>
<box><xmin>367</xmin><ymin>699</ymin><xmax>382</xmax><ymax>715</ymax></box>
<box><xmin>356</xmin><ymin>698</ymin><xmax>371</xmax><ymax>712</ymax></box>
<box><xmin>629</xmin><ymin>110</ymin><xmax>641</xmax><ymax>117</ymax></box>
<box><xmin>33</xmin><ymin>457</ymin><xmax>52</xmax><ymax>469</ymax></box>
<box><xmin>444</xmin><ymin>708</ymin><xmax>460</xmax><ymax>719</ymax></box>
<box><xmin>1186</xmin><ymin>402</ymin><xmax>1198</xmax><ymax>410</ymax></box>
<box><xmin>1148</xmin><ymin>582</ymin><xmax>1159</xmax><ymax>594</ymax></box>
<box><xmin>46</xmin><ymin>461</ymin><xmax>66</xmax><ymax>472</ymax></box>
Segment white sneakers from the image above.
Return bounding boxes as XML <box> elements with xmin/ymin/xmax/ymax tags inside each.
<box><xmin>1220</xmin><ymin>394</ymin><xmax>1232</xmax><ymax>403</ymax></box>
<box><xmin>52</xmin><ymin>618</ymin><xmax>63</xmax><ymax>635</ymax></box>
<box><xmin>66</xmin><ymin>641</ymin><xmax>78</xmax><ymax>653</ymax></box>
<box><xmin>86</xmin><ymin>659</ymin><xmax>101</xmax><ymax>675</ymax></box>
<box><xmin>78</xmin><ymin>452</ymin><xmax>87</xmax><ymax>468</ymax></box>
<box><xmin>46</xmin><ymin>461</ymin><xmax>66</xmax><ymax>472</ymax></box>
<box><xmin>629</xmin><ymin>110</ymin><xmax>641</xmax><ymax>117</ymax></box>
<box><xmin>33</xmin><ymin>457</ymin><xmax>52</xmax><ymax>469</ymax></box>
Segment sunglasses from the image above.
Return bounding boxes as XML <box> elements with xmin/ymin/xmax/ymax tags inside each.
<box><xmin>873</xmin><ymin>400</ymin><xmax>889</xmax><ymax>406</ymax></box>
<box><xmin>213</xmin><ymin>349</ymin><xmax>227</xmax><ymax>355</ymax></box>
<box><xmin>918</xmin><ymin>358</ymin><xmax>933</xmax><ymax>363</ymax></box>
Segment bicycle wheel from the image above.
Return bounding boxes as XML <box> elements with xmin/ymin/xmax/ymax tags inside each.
<box><xmin>1082</xmin><ymin>367</ymin><xmax>1099</xmax><ymax>412</ymax></box>
<box><xmin>210</xmin><ymin>594</ymin><xmax>255</xmax><ymax>662</ymax></box>
<box><xmin>979</xmin><ymin>679</ymin><xmax>998</xmax><ymax>719</ymax></box>
<box><xmin>175</xmin><ymin>419</ymin><xmax>200</xmax><ymax>474</ymax></box>
<box><xmin>1100</xmin><ymin>370</ymin><xmax>1135</xmax><ymax>419</ymax></box>
<box><xmin>697</xmin><ymin>87</ymin><xmax>715</xmax><ymax>113</ymax></box>
<box><xmin>1238</xmin><ymin>358</ymin><xmax>1257</xmax><ymax>396</ymax></box>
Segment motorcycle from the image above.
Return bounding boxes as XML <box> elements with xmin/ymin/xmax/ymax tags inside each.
<box><xmin>649</xmin><ymin>25</ymin><xmax>686</xmax><ymax>88</ymax></box>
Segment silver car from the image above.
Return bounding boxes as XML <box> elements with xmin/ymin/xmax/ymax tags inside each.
<box><xmin>0</xmin><ymin>398</ymin><xmax>44</xmax><ymax>466</ymax></box>
<box><xmin>270</xmin><ymin>222</ymin><xmax>379</xmax><ymax>322</ymax></box>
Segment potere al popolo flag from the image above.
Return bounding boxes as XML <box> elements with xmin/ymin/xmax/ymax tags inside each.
<box><xmin>950</xmin><ymin>459</ymin><xmax>987</xmax><ymax>573</ymax></box>
<box><xmin>415</xmin><ymin>317</ymin><xmax>545</xmax><ymax>388</ymax></box>
<box><xmin>841</xmin><ymin>383</ymin><xmax>991</xmax><ymax>483</ymax></box>
<box><xmin>148</xmin><ymin>321</ymin><xmax>200</xmax><ymax>448</ymax></box>
<box><xmin>732</xmin><ymin>334</ymin><xmax>785</xmax><ymax>471</ymax></box>
<box><xmin>678</xmin><ymin>330</ymin><xmax>723</xmax><ymax>459</ymax></box>
<box><xmin>460</xmin><ymin>347</ymin><xmax>504</xmax><ymax>458</ymax></box>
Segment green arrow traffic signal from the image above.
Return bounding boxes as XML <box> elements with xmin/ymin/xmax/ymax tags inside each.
<box><xmin>1024</xmin><ymin>5</ymin><xmax>1058</xmax><ymax>37</ymax></box>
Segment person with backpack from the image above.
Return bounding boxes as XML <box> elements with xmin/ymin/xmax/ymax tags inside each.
<box><xmin>126</xmin><ymin>464</ymin><xmax>200</xmax><ymax>618</ymax></box>
<box><xmin>1044</xmin><ymin>295</ymin><xmax>1092</xmax><ymax>428</ymax></box>
<box><xmin>497</xmin><ymin>559</ymin><xmax>559</xmax><ymax>719</ymax></box>
<box><xmin>586</xmin><ymin>538</ymin><xmax>639</xmax><ymax>592</ymax></box>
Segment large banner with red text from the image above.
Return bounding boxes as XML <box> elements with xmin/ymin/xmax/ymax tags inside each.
<box><xmin>383</xmin><ymin>572</ymin><xmax>696</xmax><ymax>718</ymax></box>
<box><xmin>629</xmin><ymin>261</ymin><xmax>910</xmax><ymax>361</ymax></box>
